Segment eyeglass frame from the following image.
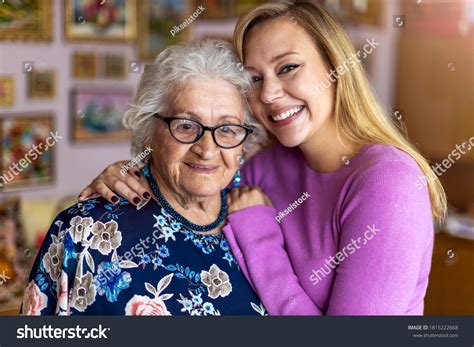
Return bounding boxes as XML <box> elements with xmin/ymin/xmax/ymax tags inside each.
<box><xmin>152</xmin><ymin>113</ymin><xmax>254</xmax><ymax>149</ymax></box>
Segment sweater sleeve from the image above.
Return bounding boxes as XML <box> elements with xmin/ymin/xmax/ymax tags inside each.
<box><xmin>223</xmin><ymin>205</ymin><xmax>323</xmax><ymax>315</ymax></box>
<box><xmin>326</xmin><ymin>160</ymin><xmax>434</xmax><ymax>315</ymax></box>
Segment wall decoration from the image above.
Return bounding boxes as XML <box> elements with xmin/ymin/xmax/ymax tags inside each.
<box><xmin>0</xmin><ymin>0</ymin><xmax>52</xmax><ymax>41</ymax></box>
<box><xmin>27</xmin><ymin>70</ymin><xmax>56</xmax><ymax>99</ymax></box>
<box><xmin>200</xmin><ymin>0</ymin><xmax>234</xmax><ymax>19</ymax></box>
<box><xmin>0</xmin><ymin>197</ymin><xmax>29</xmax><ymax>304</ymax></box>
<box><xmin>138</xmin><ymin>0</ymin><xmax>190</xmax><ymax>60</ymax></box>
<box><xmin>71</xmin><ymin>87</ymin><xmax>132</xmax><ymax>143</ymax></box>
<box><xmin>0</xmin><ymin>114</ymin><xmax>55</xmax><ymax>191</ymax></box>
<box><xmin>0</xmin><ymin>77</ymin><xmax>14</xmax><ymax>106</ymax></box>
<box><xmin>72</xmin><ymin>52</ymin><xmax>97</xmax><ymax>79</ymax></box>
<box><xmin>234</xmin><ymin>0</ymin><xmax>267</xmax><ymax>17</ymax></box>
<box><xmin>65</xmin><ymin>0</ymin><xmax>137</xmax><ymax>42</ymax></box>
<box><xmin>342</xmin><ymin>0</ymin><xmax>383</xmax><ymax>27</ymax></box>
<box><xmin>104</xmin><ymin>53</ymin><xmax>127</xmax><ymax>79</ymax></box>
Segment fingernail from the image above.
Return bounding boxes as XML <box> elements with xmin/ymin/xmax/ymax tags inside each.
<box><xmin>133</xmin><ymin>197</ymin><xmax>141</xmax><ymax>205</ymax></box>
<box><xmin>134</xmin><ymin>171</ymin><xmax>140</xmax><ymax>178</ymax></box>
<box><xmin>143</xmin><ymin>192</ymin><xmax>151</xmax><ymax>199</ymax></box>
<box><xmin>111</xmin><ymin>196</ymin><xmax>119</xmax><ymax>203</ymax></box>
<box><xmin>77</xmin><ymin>195</ymin><xmax>83</xmax><ymax>201</ymax></box>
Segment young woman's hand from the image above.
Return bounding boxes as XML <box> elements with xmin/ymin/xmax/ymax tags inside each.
<box><xmin>227</xmin><ymin>186</ymin><xmax>273</xmax><ymax>214</ymax></box>
<box><xmin>78</xmin><ymin>161</ymin><xmax>151</xmax><ymax>206</ymax></box>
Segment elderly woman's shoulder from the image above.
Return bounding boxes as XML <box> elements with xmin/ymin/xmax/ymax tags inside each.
<box><xmin>54</xmin><ymin>196</ymin><xmax>138</xmax><ymax>226</ymax></box>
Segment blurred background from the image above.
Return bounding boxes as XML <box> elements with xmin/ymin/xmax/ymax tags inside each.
<box><xmin>0</xmin><ymin>0</ymin><xmax>473</xmax><ymax>315</ymax></box>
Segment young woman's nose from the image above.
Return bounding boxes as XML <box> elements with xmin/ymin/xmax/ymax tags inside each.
<box><xmin>260</xmin><ymin>76</ymin><xmax>285</xmax><ymax>104</ymax></box>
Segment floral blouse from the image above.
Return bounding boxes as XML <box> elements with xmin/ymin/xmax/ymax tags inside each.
<box><xmin>21</xmin><ymin>197</ymin><xmax>267</xmax><ymax>316</ymax></box>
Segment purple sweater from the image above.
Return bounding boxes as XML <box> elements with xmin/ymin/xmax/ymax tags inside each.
<box><xmin>223</xmin><ymin>144</ymin><xmax>434</xmax><ymax>315</ymax></box>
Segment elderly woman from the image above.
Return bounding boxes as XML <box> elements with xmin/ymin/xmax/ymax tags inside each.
<box><xmin>21</xmin><ymin>39</ymin><xmax>268</xmax><ymax>316</ymax></box>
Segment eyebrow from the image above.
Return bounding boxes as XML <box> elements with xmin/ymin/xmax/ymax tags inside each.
<box><xmin>246</xmin><ymin>51</ymin><xmax>300</xmax><ymax>70</ymax></box>
<box><xmin>177</xmin><ymin>111</ymin><xmax>242</xmax><ymax>123</ymax></box>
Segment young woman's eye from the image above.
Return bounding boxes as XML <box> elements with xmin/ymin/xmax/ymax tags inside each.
<box><xmin>279</xmin><ymin>64</ymin><xmax>300</xmax><ymax>74</ymax></box>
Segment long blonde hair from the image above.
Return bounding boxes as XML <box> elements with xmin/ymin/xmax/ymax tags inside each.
<box><xmin>234</xmin><ymin>0</ymin><xmax>447</xmax><ymax>222</ymax></box>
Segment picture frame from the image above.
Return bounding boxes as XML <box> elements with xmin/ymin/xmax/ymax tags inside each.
<box><xmin>0</xmin><ymin>114</ymin><xmax>55</xmax><ymax>191</ymax></box>
<box><xmin>27</xmin><ymin>70</ymin><xmax>56</xmax><ymax>99</ymax></box>
<box><xmin>234</xmin><ymin>0</ymin><xmax>267</xmax><ymax>17</ymax></box>
<box><xmin>104</xmin><ymin>53</ymin><xmax>127</xmax><ymax>79</ymax></box>
<box><xmin>342</xmin><ymin>0</ymin><xmax>383</xmax><ymax>27</ymax></box>
<box><xmin>70</xmin><ymin>87</ymin><xmax>132</xmax><ymax>143</ymax></box>
<box><xmin>72</xmin><ymin>52</ymin><xmax>97</xmax><ymax>79</ymax></box>
<box><xmin>138</xmin><ymin>0</ymin><xmax>191</xmax><ymax>60</ymax></box>
<box><xmin>0</xmin><ymin>77</ymin><xmax>15</xmax><ymax>107</ymax></box>
<box><xmin>0</xmin><ymin>0</ymin><xmax>52</xmax><ymax>41</ymax></box>
<box><xmin>64</xmin><ymin>0</ymin><xmax>137</xmax><ymax>42</ymax></box>
<box><xmin>199</xmin><ymin>0</ymin><xmax>235</xmax><ymax>19</ymax></box>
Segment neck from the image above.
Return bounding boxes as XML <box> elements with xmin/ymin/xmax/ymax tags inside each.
<box><xmin>149</xmin><ymin>164</ymin><xmax>223</xmax><ymax>226</ymax></box>
<box><xmin>298</xmin><ymin>118</ymin><xmax>363</xmax><ymax>173</ymax></box>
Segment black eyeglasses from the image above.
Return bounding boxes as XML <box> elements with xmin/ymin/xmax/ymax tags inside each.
<box><xmin>152</xmin><ymin>113</ymin><xmax>254</xmax><ymax>149</ymax></box>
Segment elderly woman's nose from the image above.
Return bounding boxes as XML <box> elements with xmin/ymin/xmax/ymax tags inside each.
<box><xmin>191</xmin><ymin>131</ymin><xmax>218</xmax><ymax>158</ymax></box>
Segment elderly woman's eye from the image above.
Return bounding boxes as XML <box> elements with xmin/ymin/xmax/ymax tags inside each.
<box><xmin>218</xmin><ymin>126</ymin><xmax>241</xmax><ymax>138</ymax></box>
<box><xmin>174</xmin><ymin>121</ymin><xmax>198</xmax><ymax>133</ymax></box>
<box><xmin>251</xmin><ymin>76</ymin><xmax>262</xmax><ymax>83</ymax></box>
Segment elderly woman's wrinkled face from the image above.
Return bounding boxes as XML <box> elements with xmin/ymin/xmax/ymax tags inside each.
<box><xmin>152</xmin><ymin>77</ymin><xmax>244</xmax><ymax>199</ymax></box>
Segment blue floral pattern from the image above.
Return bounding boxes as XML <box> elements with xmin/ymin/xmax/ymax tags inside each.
<box><xmin>21</xmin><ymin>197</ymin><xmax>266</xmax><ymax>316</ymax></box>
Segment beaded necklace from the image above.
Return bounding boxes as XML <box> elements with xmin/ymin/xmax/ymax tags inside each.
<box><xmin>143</xmin><ymin>163</ymin><xmax>227</xmax><ymax>232</ymax></box>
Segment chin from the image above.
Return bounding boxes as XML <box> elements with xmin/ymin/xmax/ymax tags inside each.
<box><xmin>184</xmin><ymin>184</ymin><xmax>224</xmax><ymax>198</ymax></box>
<box><xmin>272</xmin><ymin>131</ymin><xmax>306</xmax><ymax>148</ymax></box>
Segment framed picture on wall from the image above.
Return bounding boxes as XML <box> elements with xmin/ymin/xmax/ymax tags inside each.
<box><xmin>138</xmin><ymin>0</ymin><xmax>191</xmax><ymax>60</ymax></box>
<box><xmin>0</xmin><ymin>77</ymin><xmax>15</xmax><ymax>106</ymax></box>
<box><xmin>64</xmin><ymin>0</ymin><xmax>137</xmax><ymax>42</ymax></box>
<box><xmin>70</xmin><ymin>87</ymin><xmax>132</xmax><ymax>143</ymax></box>
<box><xmin>0</xmin><ymin>0</ymin><xmax>52</xmax><ymax>41</ymax></box>
<box><xmin>104</xmin><ymin>53</ymin><xmax>127</xmax><ymax>79</ymax></box>
<box><xmin>234</xmin><ymin>0</ymin><xmax>267</xmax><ymax>17</ymax></box>
<box><xmin>27</xmin><ymin>70</ymin><xmax>56</xmax><ymax>99</ymax></box>
<box><xmin>72</xmin><ymin>52</ymin><xmax>97</xmax><ymax>79</ymax></box>
<box><xmin>0</xmin><ymin>114</ymin><xmax>55</xmax><ymax>191</ymax></box>
<box><xmin>342</xmin><ymin>0</ymin><xmax>383</xmax><ymax>26</ymax></box>
<box><xmin>199</xmin><ymin>0</ymin><xmax>235</xmax><ymax>19</ymax></box>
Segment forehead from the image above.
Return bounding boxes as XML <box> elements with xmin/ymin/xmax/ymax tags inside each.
<box><xmin>244</xmin><ymin>18</ymin><xmax>316</xmax><ymax>64</ymax></box>
<box><xmin>172</xmin><ymin>77</ymin><xmax>244</xmax><ymax>120</ymax></box>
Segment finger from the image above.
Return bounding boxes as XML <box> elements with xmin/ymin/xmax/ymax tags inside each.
<box><xmin>263</xmin><ymin>195</ymin><xmax>273</xmax><ymax>207</ymax></box>
<box><xmin>230</xmin><ymin>187</ymin><xmax>240</xmax><ymax>201</ymax></box>
<box><xmin>110</xmin><ymin>179</ymin><xmax>145</xmax><ymax>206</ymax></box>
<box><xmin>78</xmin><ymin>186</ymin><xmax>96</xmax><ymax>201</ymax></box>
<box><xmin>120</xmin><ymin>172</ymin><xmax>151</xmax><ymax>201</ymax></box>
<box><xmin>240</xmin><ymin>186</ymin><xmax>251</xmax><ymax>193</ymax></box>
<box><xmin>93</xmin><ymin>181</ymin><xmax>121</xmax><ymax>204</ymax></box>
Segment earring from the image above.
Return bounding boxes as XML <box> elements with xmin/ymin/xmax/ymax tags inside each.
<box><xmin>233</xmin><ymin>156</ymin><xmax>245</xmax><ymax>187</ymax></box>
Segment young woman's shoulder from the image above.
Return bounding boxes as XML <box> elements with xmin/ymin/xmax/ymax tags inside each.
<box><xmin>344</xmin><ymin>144</ymin><xmax>430</xmax><ymax>203</ymax></box>
<box><xmin>353</xmin><ymin>144</ymin><xmax>422</xmax><ymax>174</ymax></box>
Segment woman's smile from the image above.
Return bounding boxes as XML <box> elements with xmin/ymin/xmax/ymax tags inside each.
<box><xmin>184</xmin><ymin>162</ymin><xmax>219</xmax><ymax>174</ymax></box>
<box><xmin>269</xmin><ymin>105</ymin><xmax>305</xmax><ymax>127</ymax></box>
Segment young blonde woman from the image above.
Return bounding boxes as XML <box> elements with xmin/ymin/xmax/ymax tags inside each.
<box><xmin>79</xmin><ymin>0</ymin><xmax>446</xmax><ymax>315</ymax></box>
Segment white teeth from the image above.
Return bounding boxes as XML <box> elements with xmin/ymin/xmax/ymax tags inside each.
<box><xmin>271</xmin><ymin>106</ymin><xmax>303</xmax><ymax>122</ymax></box>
